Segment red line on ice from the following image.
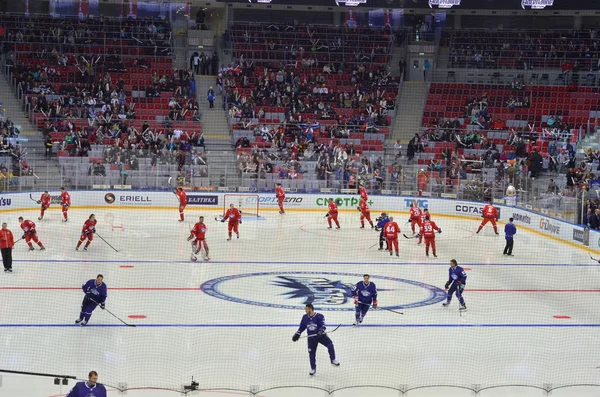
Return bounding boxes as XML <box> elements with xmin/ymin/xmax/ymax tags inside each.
<box><xmin>469</xmin><ymin>289</ymin><xmax>600</xmax><ymax>293</ymax></box>
<box><xmin>0</xmin><ymin>287</ymin><xmax>199</xmax><ymax>291</ymax></box>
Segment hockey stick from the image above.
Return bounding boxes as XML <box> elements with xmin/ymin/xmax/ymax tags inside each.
<box><xmin>29</xmin><ymin>194</ymin><xmax>39</xmax><ymax>204</ymax></box>
<box><xmin>90</xmin><ymin>298</ymin><xmax>136</xmax><ymax>327</ymax></box>
<box><xmin>94</xmin><ymin>232</ymin><xmax>119</xmax><ymax>253</ymax></box>
<box><xmin>368</xmin><ymin>242</ymin><xmax>379</xmax><ymax>249</ymax></box>
<box><xmin>403</xmin><ymin>234</ymin><xmax>418</xmax><ymax>239</ymax></box>
<box><xmin>358</xmin><ymin>301</ymin><xmax>403</xmax><ymax>315</ymax></box>
<box><xmin>591</xmin><ymin>255</ymin><xmax>600</xmax><ymax>263</ymax></box>
<box><xmin>300</xmin><ymin>324</ymin><xmax>342</xmax><ymax>339</ymax></box>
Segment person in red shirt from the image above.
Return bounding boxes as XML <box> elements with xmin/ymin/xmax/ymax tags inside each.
<box><xmin>420</xmin><ymin>215</ymin><xmax>441</xmax><ymax>257</ymax></box>
<box><xmin>276</xmin><ymin>183</ymin><xmax>286</xmax><ymax>214</ymax></box>
<box><xmin>38</xmin><ymin>191</ymin><xmax>51</xmax><ymax>220</ymax></box>
<box><xmin>175</xmin><ymin>187</ymin><xmax>187</xmax><ymax>222</ymax></box>
<box><xmin>417</xmin><ymin>208</ymin><xmax>430</xmax><ymax>245</ymax></box>
<box><xmin>60</xmin><ymin>187</ymin><xmax>71</xmax><ymax>222</ymax></box>
<box><xmin>0</xmin><ymin>223</ymin><xmax>15</xmax><ymax>272</ymax></box>
<box><xmin>327</xmin><ymin>198</ymin><xmax>340</xmax><ymax>229</ymax></box>
<box><xmin>358</xmin><ymin>197</ymin><xmax>374</xmax><ymax>229</ymax></box>
<box><xmin>358</xmin><ymin>184</ymin><xmax>368</xmax><ymax>202</ymax></box>
<box><xmin>409</xmin><ymin>203</ymin><xmax>422</xmax><ymax>234</ymax></box>
<box><xmin>18</xmin><ymin>217</ymin><xmax>45</xmax><ymax>251</ymax></box>
<box><xmin>476</xmin><ymin>200</ymin><xmax>499</xmax><ymax>235</ymax></box>
<box><xmin>76</xmin><ymin>214</ymin><xmax>97</xmax><ymax>251</ymax></box>
<box><xmin>222</xmin><ymin>204</ymin><xmax>242</xmax><ymax>240</ymax></box>
<box><xmin>384</xmin><ymin>216</ymin><xmax>400</xmax><ymax>257</ymax></box>
<box><xmin>188</xmin><ymin>216</ymin><xmax>209</xmax><ymax>261</ymax></box>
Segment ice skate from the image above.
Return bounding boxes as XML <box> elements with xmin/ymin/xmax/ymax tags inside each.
<box><xmin>75</xmin><ymin>318</ymin><xmax>83</xmax><ymax>324</ymax></box>
<box><xmin>459</xmin><ymin>304</ymin><xmax>467</xmax><ymax>311</ymax></box>
<box><xmin>331</xmin><ymin>359</ymin><xmax>340</xmax><ymax>367</ymax></box>
<box><xmin>40</xmin><ymin>246</ymin><xmax>45</xmax><ymax>251</ymax></box>
<box><xmin>442</xmin><ymin>301</ymin><xmax>451</xmax><ymax>307</ymax></box>
<box><xmin>28</xmin><ymin>246</ymin><xmax>34</xmax><ymax>251</ymax></box>
<box><xmin>83</xmin><ymin>246</ymin><xmax>88</xmax><ymax>251</ymax></box>
<box><xmin>309</xmin><ymin>369</ymin><xmax>316</xmax><ymax>376</ymax></box>
<box><xmin>62</xmin><ymin>218</ymin><xmax>68</xmax><ymax>222</ymax></box>
<box><xmin>75</xmin><ymin>246</ymin><xmax>79</xmax><ymax>251</ymax></box>
<box><xmin>80</xmin><ymin>321</ymin><xmax>87</xmax><ymax>327</ymax></box>
<box><xmin>204</xmin><ymin>256</ymin><xmax>211</xmax><ymax>261</ymax></box>
<box><xmin>227</xmin><ymin>237</ymin><xmax>232</xmax><ymax>241</ymax></box>
<box><xmin>38</xmin><ymin>217</ymin><xmax>43</xmax><ymax>220</ymax></box>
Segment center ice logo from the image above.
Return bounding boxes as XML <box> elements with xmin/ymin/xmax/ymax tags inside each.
<box><xmin>200</xmin><ymin>271</ymin><xmax>446</xmax><ymax>311</ymax></box>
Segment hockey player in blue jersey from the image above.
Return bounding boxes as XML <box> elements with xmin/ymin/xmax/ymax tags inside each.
<box><xmin>65</xmin><ymin>371</ymin><xmax>107</xmax><ymax>397</ymax></box>
<box><xmin>375</xmin><ymin>213</ymin><xmax>390</xmax><ymax>250</ymax></box>
<box><xmin>443</xmin><ymin>259</ymin><xmax>467</xmax><ymax>311</ymax></box>
<box><xmin>76</xmin><ymin>274</ymin><xmax>107</xmax><ymax>326</ymax></box>
<box><xmin>292</xmin><ymin>303</ymin><xmax>340</xmax><ymax>376</ymax></box>
<box><xmin>351</xmin><ymin>274</ymin><xmax>378</xmax><ymax>326</ymax></box>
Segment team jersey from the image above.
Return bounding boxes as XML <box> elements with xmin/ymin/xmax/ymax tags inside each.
<box><xmin>295</xmin><ymin>312</ymin><xmax>326</xmax><ymax>337</ymax></box>
<box><xmin>420</xmin><ymin>220</ymin><xmax>440</xmax><ymax>238</ymax></box>
<box><xmin>410</xmin><ymin>207</ymin><xmax>422</xmax><ymax>220</ymax></box>
<box><xmin>376</xmin><ymin>216</ymin><xmax>390</xmax><ymax>229</ymax></box>
<box><xmin>384</xmin><ymin>221</ymin><xmax>400</xmax><ymax>239</ymax></box>
<box><xmin>448</xmin><ymin>265</ymin><xmax>467</xmax><ymax>285</ymax></box>
<box><xmin>224</xmin><ymin>208</ymin><xmax>242</xmax><ymax>223</ymax></box>
<box><xmin>328</xmin><ymin>201</ymin><xmax>338</xmax><ymax>215</ymax></box>
<box><xmin>191</xmin><ymin>222</ymin><xmax>207</xmax><ymax>240</ymax></box>
<box><xmin>20</xmin><ymin>220</ymin><xmax>36</xmax><ymax>235</ymax></box>
<box><xmin>482</xmin><ymin>204</ymin><xmax>498</xmax><ymax>219</ymax></box>
<box><xmin>177</xmin><ymin>190</ymin><xmax>187</xmax><ymax>206</ymax></box>
<box><xmin>40</xmin><ymin>194</ymin><xmax>51</xmax><ymax>208</ymax></box>
<box><xmin>351</xmin><ymin>281</ymin><xmax>378</xmax><ymax>304</ymax></box>
<box><xmin>65</xmin><ymin>381</ymin><xmax>107</xmax><ymax>397</ymax></box>
<box><xmin>359</xmin><ymin>186</ymin><xmax>368</xmax><ymax>201</ymax></box>
<box><xmin>359</xmin><ymin>201</ymin><xmax>370</xmax><ymax>214</ymax></box>
<box><xmin>82</xmin><ymin>279</ymin><xmax>107</xmax><ymax>304</ymax></box>
<box><xmin>61</xmin><ymin>191</ymin><xmax>71</xmax><ymax>206</ymax></box>
<box><xmin>276</xmin><ymin>186</ymin><xmax>285</xmax><ymax>201</ymax></box>
<box><xmin>82</xmin><ymin>219</ymin><xmax>97</xmax><ymax>234</ymax></box>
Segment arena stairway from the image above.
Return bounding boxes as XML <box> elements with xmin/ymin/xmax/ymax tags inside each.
<box><xmin>391</xmin><ymin>81</ymin><xmax>429</xmax><ymax>144</ymax></box>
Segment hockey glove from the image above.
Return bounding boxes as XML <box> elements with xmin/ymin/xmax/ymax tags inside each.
<box><xmin>325</xmin><ymin>213</ymin><xmax>331</xmax><ymax>218</ymax></box>
<box><xmin>221</xmin><ymin>219</ymin><xmax>225</xmax><ymax>223</ymax></box>
<box><xmin>91</xmin><ymin>227</ymin><xmax>96</xmax><ymax>234</ymax></box>
<box><xmin>437</xmin><ymin>229</ymin><xmax>442</xmax><ymax>234</ymax></box>
<box><xmin>416</xmin><ymin>233</ymin><xmax>421</xmax><ymax>238</ymax></box>
<box><xmin>444</xmin><ymin>281</ymin><xmax>451</xmax><ymax>290</ymax></box>
<box><xmin>457</xmin><ymin>284</ymin><xmax>465</xmax><ymax>293</ymax></box>
<box><xmin>292</xmin><ymin>333</ymin><xmax>300</xmax><ymax>342</ymax></box>
<box><xmin>64</xmin><ymin>205</ymin><xmax>69</xmax><ymax>210</ymax></box>
<box><xmin>408</xmin><ymin>218</ymin><xmax>412</xmax><ymax>224</ymax></box>
<box><xmin>187</xmin><ymin>235</ymin><xmax>194</xmax><ymax>241</ymax></box>
<box><xmin>22</xmin><ymin>234</ymin><xmax>26</xmax><ymax>240</ymax></box>
<box><xmin>317</xmin><ymin>328</ymin><xmax>326</xmax><ymax>336</ymax></box>
<box><xmin>100</xmin><ymin>302</ymin><xmax>105</xmax><ymax>310</ymax></box>
<box><xmin>37</xmin><ymin>200</ymin><xmax>41</xmax><ymax>204</ymax></box>
<box><xmin>353</xmin><ymin>296</ymin><xmax>358</xmax><ymax>305</ymax></box>
<box><xmin>373</xmin><ymin>300</ymin><xmax>378</xmax><ymax>309</ymax></box>
<box><xmin>357</xmin><ymin>207</ymin><xmax>361</xmax><ymax>211</ymax></box>
<box><xmin>239</xmin><ymin>219</ymin><xmax>242</xmax><ymax>224</ymax></box>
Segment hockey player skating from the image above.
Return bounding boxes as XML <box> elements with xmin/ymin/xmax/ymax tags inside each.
<box><xmin>276</xmin><ymin>183</ymin><xmax>286</xmax><ymax>214</ymax></box>
<box><xmin>75</xmin><ymin>274</ymin><xmax>107</xmax><ymax>326</ymax></box>
<box><xmin>292</xmin><ymin>303</ymin><xmax>340</xmax><ymax>376</ymax></box>
<box><xmin>326</xmin><ymin>198</ymin><xmax>340</xmax><ymax>229</ymax></box>
<box><xmin>18</xmin><ymin>217</ymin><xmax>45</xmax><ymax>251</ymax></box>
<box><xmin>37</xmin><ymin>191</ymin><xmax>51</xmax><ymax>220</ymax></box>
<box><xmin>476</xmin><ymin>200</ymin><xmax>499</xmax><ymax>235</ymax></box>
<box><xmin>352</xmin><ymin>274</ymin><xmax>378</xmax><ymax>326</ymax></box>
<box><xmin>222</xmin><ymin>203</ymin><xmax>242</xmax><ymax>240</ymax></box>
<box><xmin>189</xmin><ymin>216</ymin><xmax>210</xmax><ymax>261</ymax></box>
<box><xmin>76</xmin><ymin>214</ymin><xmax>97</xmax><ymax>251</ymax></box>
<box><xmin>443</xmin><ymin>259</ymin><xmax>467</xmax><ymax>311</ymax></box>
<box><xmin>175</xmin><ymin>187</ymin><xmax>187</xmax><ymax>222</ymax></box>
<box><xmin>65</xmin><ymin>371</ymin><xmax>107</xmax><ymax>397</ymax></box>
<box><xmin>375</xmin><ymin>213</ymin><xmax>389</xmax><ymax>251</ymax></box>
<box><xmin>408</xmin><ymin>202</ymin><xmax>422</xmax><ymax>234</ymax></box>
<box><xmin>358</xmin><ymin>197</ymin><xmax>374</xmax><ymax>229</ymax></box>
<box><xmin>419</xmin><ymin>215</ymin><xmax>441</xmax><ymax>257</ymax></box>
<box><xmin>384</xmin><ymin>216</ymin><xmax>400</xmax><ymax>256</ymax></box>
<box><xmin>416</xmin><ymin>208</ymin><xmax>430</xmax><ymax>245</ymax></box>
<box><xmin>60</xmin><ymin>187</ymin><xmax>71</xmax><ymax>222</ymax></box>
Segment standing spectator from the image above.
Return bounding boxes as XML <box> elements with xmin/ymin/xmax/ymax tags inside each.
<box><xmin>207</xmin><ymin>86</ymin><xmax>215</xmax><ymax>110</ymax></box>
<box><xmin>65</xmin><ymin>371</ymin><xmax>107</xmax><ymax>397</ymax></box>
<box><xmin>547</xmin><ymin>178</ymin><xmax>559</xmax><ymax>194</ymax></box>
<box><xmin>192</xmin><ymin>52</ymin><xmax>200</xmax><ymax>75</ymax></box>
<box><xmin>45</xmin><ymin>135</ymin><xmax>53</xmax><ymax>159</ymax></box>
<box><xmin>592</xmin><ymin>209</ymin><xmax>600</xmax><ymax>230</ymax></box>
<box><xmin>398</xmin><ymin>58</ymin><xmax>406</xmax><ymax>81</ymax></box>
<box><xmin>0</xmin><ymin>222</ymin><xmax>14</xmax><ymax>273</ymax></box>
<box><xmin>503</xmin><ymin>217</ymin><xmax>516</xmax><ymax>256</ymax></box>
<box><xmin>423</xmin><ymin>59</ymin><xmax>431</xmax><ymax>81</ymax></box>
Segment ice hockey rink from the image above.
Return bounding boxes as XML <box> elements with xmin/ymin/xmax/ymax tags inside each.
<box><xmin>1</xmin><ymin>206</ymin><xmax>600</xmax><ymax>397</ymax></box>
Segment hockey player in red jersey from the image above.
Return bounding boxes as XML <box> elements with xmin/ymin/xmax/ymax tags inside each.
<box><xmin>175</xmin><ymin>187</ymin><xmax>187</xmax><ymax>222</ymax></box>
<box><xmin>327</xmin><ymin>198</ymin><xmax>340</xmax><ymax>229</ymax></box>
<box><xmin>476</xmin><ymin>200</ymin><xmax>499</xmax><ymax>235</ymax></box>
<box><xmin>60</xmin><ymin>187</ymin><xmax>71</xmax><ymax>222</ymax></box>
<box><xmin>76</xmin><ymin>214</ymin><xmax>97</xmax><ymax>251</ymax></box>
<box><xmin>358</xmin><ymin>197</ymin><xmax>374</xmax><ymax>229</ymax></box>
<box><xmin>18</xmin><ymin>217</ymin><xmax>45</xmax><ymax>251</ymax></box>
<box><xmin>417</xmin><ymin>208</ymin><xmax>430</xmax><ymax>245</ymax></box>
<box><xmin>384</xmin><ymin>216</ymin><xmax>400</xmax><ymax>257</ymax></box>
<box><xmin>419</xmin><ymin>215</ymin><xmax>441</xmax><ymax>257</ymax></box>
<box><xmin>38</xmin><ymin>191</ymin><xmax>51</xmax><ymax>220</ymax></box>
<box><xmin>276</xmin><ymin>183</ymin><xmax>286</xmax><ymax>214</ymax></box>
<box><xmin>409</xmin><ymin>203</ymin><xmax>423</xmax><ymax>234</ymax></box>
<box><xmin>222</xmin><ymin>203</ymin><xmax>242</xmax><ymax>240</ymax></box>
<box><xmin>188</xmin><ymin>216</ymin><xmax>210</xmax><ymax>261</ymax></box>
<box><xmin>358</xmin><ymin>183</ymin><xmax>368</xmax><ymax>202</ymax></box>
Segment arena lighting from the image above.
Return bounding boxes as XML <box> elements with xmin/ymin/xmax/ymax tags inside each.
<box><xmin>247</xmin><ymin>0</ymin><xmax>273</xmax><ymax>3</ymax></box>
<box><xmin>335</xmin><ymin>0</ymin><xmax>368</xmax><ymax>6</ymax></box>
<box><xmin>428</xmin><ymin>0</ymin><xmax>461</xmax><ymax>8</ymax></box>
<box><xmin>521</xmin><ymin>0</ymin><xmax>554</xmax><ymax>9</ymax></box>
